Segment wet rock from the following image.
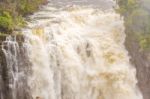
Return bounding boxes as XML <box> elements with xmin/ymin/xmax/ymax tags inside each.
<box><xmin>125</xmin><ymin>33</ymin><xmax>150</xmax><ymax>99</ymax></box>
<box><xmin>0</xmin><ymin>35</ymin><xmax>32</xmax><ymax>99</ymax></box>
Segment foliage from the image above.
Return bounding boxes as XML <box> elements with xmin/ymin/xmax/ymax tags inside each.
<box><xmin>139</xmin><ymin>35</ymin><xmax>150</xmax><ymax>50</ymax></box>
<box><xmin>116</xmin><ymin>0</ymin><xmax>150</xmax><ymax>50</ymax></box>
<box><xmin>0</xmin><ymin>11</ymin><xmax>13</xmax><ymax>32</ymax></box>
<box><xmin>116</xmin><ymin>0</ymin><xmax>138</xmax><ymax>15</ymax></box>
<box><xmin>0</xmin><ymin>0</ymin><xmax>47</xmax><ymax>34</ymax></box>
<box><xmin>18</xmin><ymin>0</ymin><xmax>47</xmax><ymax>16</ymax></box>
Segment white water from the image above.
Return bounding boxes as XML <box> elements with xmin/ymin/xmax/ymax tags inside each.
<box><xmin>1</xmin><ymin>36</ymin><xmax>19</xmax><ymax>99</ymax></box>
<box><xmin>21</xmin><ymin>0</ymin><xmax>143</xmax><ymax>99</ymax></box>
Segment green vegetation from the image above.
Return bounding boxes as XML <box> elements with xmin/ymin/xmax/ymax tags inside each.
<box><xmin>116</xmin><ymin>0</ymin><xmax>150</xmax><ymax>50</ymax></box>
<box><xmin>0</xmin><ymin>11</ymin><xmax>13</xmax><ymax>32</ymax></box>
<box><xmin>116</xmin><ymin>0</ymin><xmax>138</xmax><ymax>15</ymax></box>
<box><xmin>0</xmin><ymin>0</ymin><xmax>47</xmax><ymax>34</ymax></box>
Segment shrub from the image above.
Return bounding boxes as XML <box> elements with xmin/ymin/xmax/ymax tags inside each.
<box><xmin>116</xmin><ymin>0</ymin><xmax>150</xmax><ymax>50</ymax></box>
<box><xmin>0</xmin><ymin>11</ymin><xmax>13</xmax><ymax>32</ymax></box>
<box><xmin>0</xmin><ymin>0</ymin><xmax>47</xmax><ymax>34</ymax></box>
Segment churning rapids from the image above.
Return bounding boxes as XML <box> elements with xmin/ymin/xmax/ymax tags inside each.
<box><xmin>0</xmin><ymin>0</ymin><xmax>143</xmax><ymax>99</ymax></box>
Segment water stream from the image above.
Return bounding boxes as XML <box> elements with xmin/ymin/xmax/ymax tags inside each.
<box><xmin>1</xmin><ymin>0</ymin><xmax>143</xmax><ymax>99</ymax></box>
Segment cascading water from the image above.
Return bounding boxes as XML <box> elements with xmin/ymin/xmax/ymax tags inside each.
<box><xmin>0</xmin><ymin>36</ymin><xmax>32</xmax><ymax>99</ymax></box>
<box><xmin>0</xmin><ymin>0</ymin><xmax>143</xmax><ymax>99</ymax></box>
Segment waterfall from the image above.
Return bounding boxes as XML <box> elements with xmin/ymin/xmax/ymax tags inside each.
<box><xmin>0</xmin><ymin>36</ymin><xmax>32</xmax><ymax>99</ymax></box>
<box><xmin>0</xmin><ymin>0</ymin><xmax>143</xmax><ymax>99</ymax></box>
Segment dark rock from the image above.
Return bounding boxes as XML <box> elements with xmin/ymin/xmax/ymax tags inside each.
<box><xmin>125</xmin><ymin>31</ymin><xmax>150</xmax><ymax>99</ymax></box>
<box><xmin>0</xmin><ymin>35</ymin><xmax>32</xmax><ymax>99</ymax></box>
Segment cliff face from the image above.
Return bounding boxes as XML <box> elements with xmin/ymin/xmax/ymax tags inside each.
<box><xmin>116</xmin><ymin>0</ymin><xmax>150</xmax><ymax>99</ymax></box>
<box><xmin>125</xmin><ymin>30</ymin><xmax>150</xmax><ymax>99</ymax></box>
<box><xmin>0</xmin><ymin>35</ymin><xmax>32</xmax><ymax>99</ymax></box>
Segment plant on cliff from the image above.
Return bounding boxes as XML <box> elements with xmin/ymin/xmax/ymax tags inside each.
<box><xmin>116</xmin><ymin>0</ymin><xmax>150</xmax><ymax>50</ymax></box>
<box><xmin>0</xmin><ymin>11</ymin><xmax>13</xmax><ymax>32</ymax></box>
<box><xmin>116</xmin><ymin>0</ymin><xmax>138</xmax><ymax>15</ymax></box>
<box><xmin>0</xmin><ymin>0</ymin><xmax>47</xmax><ymax>34</ymax></box>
